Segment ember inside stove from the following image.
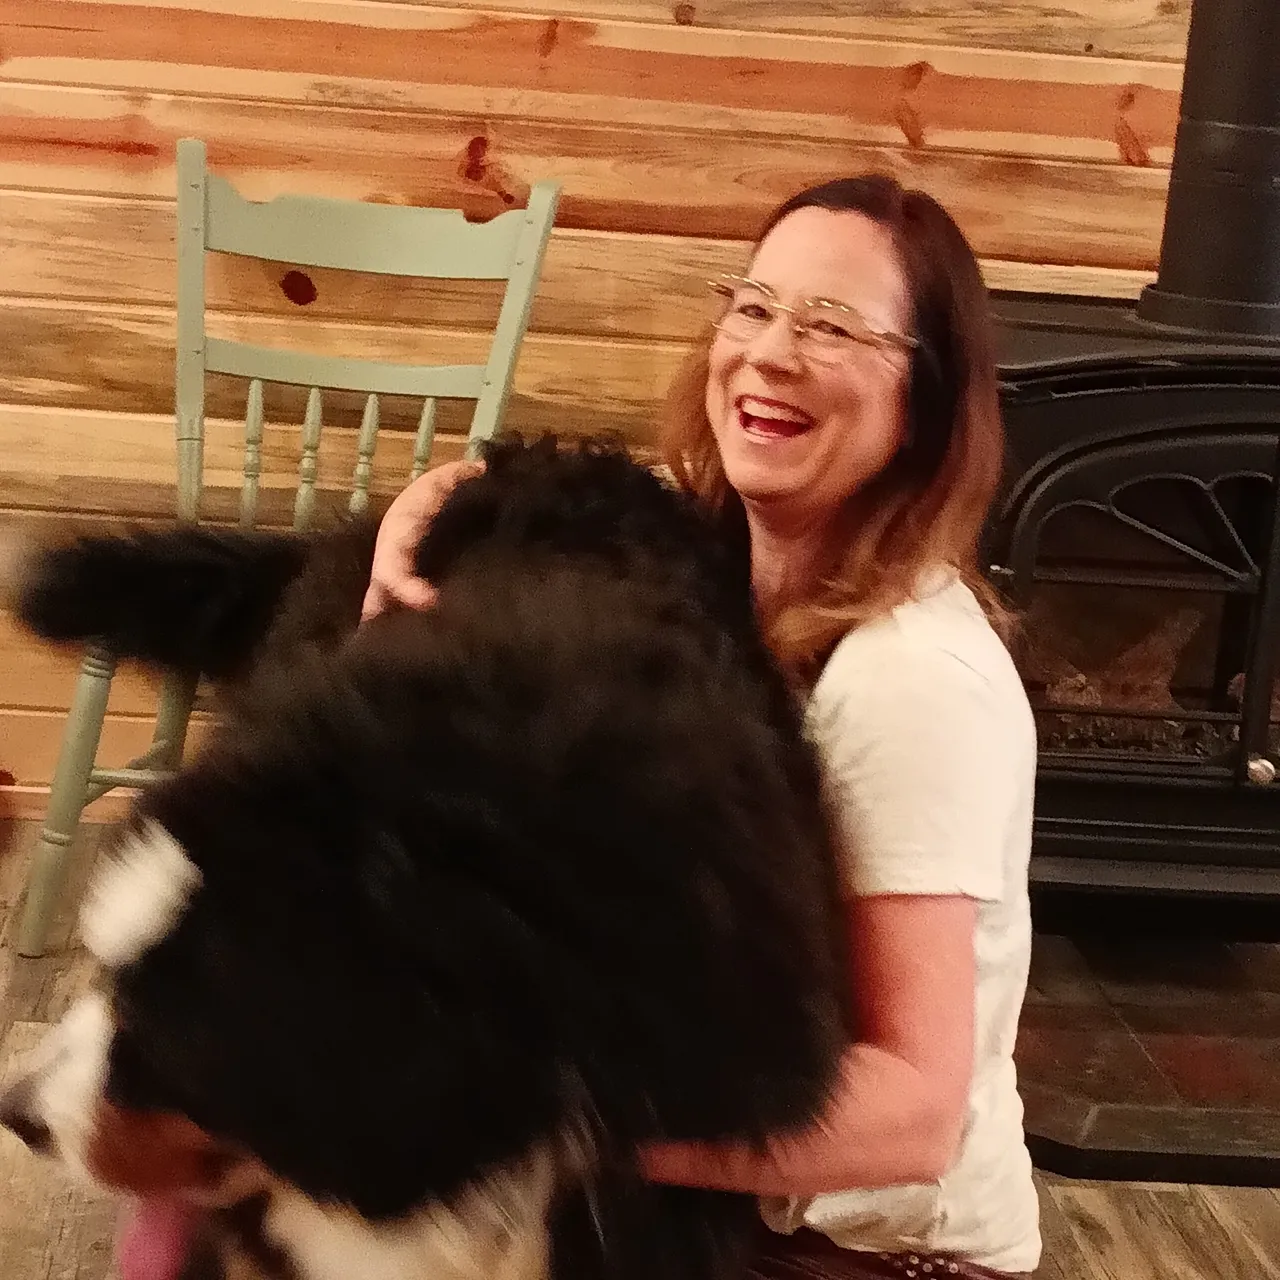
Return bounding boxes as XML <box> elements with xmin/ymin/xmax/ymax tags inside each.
<box><xmin>982</xmin><ymin>0</ymin><xmax>1280</xmax><ymax>899</ymax></box>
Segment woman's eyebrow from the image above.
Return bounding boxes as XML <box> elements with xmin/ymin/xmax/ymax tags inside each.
<box><xmin>745</xmin><ymin>278</ymin><xmax>857</xmax><ymax>309</ymax></box>
<box><xmin>740</xmin><ymin>277</ymin><xmax>888</xmax><ymax>320</ymax></box>
<box><xmin>735</xmin><ymin>275</ymin><xmax>781</xmax><ymax>298</ymax></box>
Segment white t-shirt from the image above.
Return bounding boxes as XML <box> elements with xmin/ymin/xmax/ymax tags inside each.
<box><xmin>759</xmin><ymin>573</ymin><xmax>1042</xmax><ymax>1275</ymax></box>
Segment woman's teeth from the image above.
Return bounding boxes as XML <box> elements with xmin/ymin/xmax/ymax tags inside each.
<box><xmin>737</xmin><ymin>398</ymin><xmax>813</xmax><ymax>440</ymax></box>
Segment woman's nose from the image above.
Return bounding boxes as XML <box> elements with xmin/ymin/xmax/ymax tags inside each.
<box><xmin>744</xmin><ymin>314</ymin><xmax>804</xmax><ymax>373</ymax></box>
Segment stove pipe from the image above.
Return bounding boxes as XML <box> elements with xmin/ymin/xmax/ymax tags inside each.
<box><xmin>1136</xmin><ymin>0</ymin><xmax>1280</xmax><ymax>338</ymax></box>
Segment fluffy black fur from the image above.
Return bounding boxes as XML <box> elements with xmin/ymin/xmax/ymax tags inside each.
<box><xmin>12</xmin><ymin>433</ymin><xmax>851</xmax><ymax>1280</ymax></box>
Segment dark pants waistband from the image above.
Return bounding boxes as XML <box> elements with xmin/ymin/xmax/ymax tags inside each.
<box><xmin>743</xmin><ymin>1225</ymin><xmax>1032</xmax><ymax>1280</ymax></box>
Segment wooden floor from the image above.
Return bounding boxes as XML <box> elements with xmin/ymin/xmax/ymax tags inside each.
<box><xmin>1</xmin><ymin>818</ymin><xmax>1279</xmax><ymax>1280</ymax></box>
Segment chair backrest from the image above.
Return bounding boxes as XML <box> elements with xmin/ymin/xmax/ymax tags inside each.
<box><xmin>173</xmin><ymin>137</ymin><xmax>561</xmax><ymax>529</ymax></box>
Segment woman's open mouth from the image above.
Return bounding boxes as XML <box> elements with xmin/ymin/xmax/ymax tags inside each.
<box><xmin>736</xmin><ymin>396</ymin><xmax>814</xmax><ymax>441</ymax></box>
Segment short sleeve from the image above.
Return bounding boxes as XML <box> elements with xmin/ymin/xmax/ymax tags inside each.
<box><xmin>808</xmin><ymin>632</ymin><xmax>1032</xmax><ymax>903</ymax></box>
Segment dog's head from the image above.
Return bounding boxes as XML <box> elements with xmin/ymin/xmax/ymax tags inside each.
<box><xmin>1</xmin><ymin>788</ymin><xmax>586</xmax><ymax>1220</ymax></box>
<box><xmin>0</xmin><ymin>822</ymin><xmax>232</xmax><ymax>1196</ymax></box>
<box><xmin>0</xmin><ymin>790</ymin><xmax>586</xmax><ymax>1280</ymax></box>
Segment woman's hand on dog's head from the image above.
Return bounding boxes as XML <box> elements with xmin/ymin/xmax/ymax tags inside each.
<box><xmin>360</xmin><ymin>459</ymin><xmax>486</xmax><ymax>622</ymax></box>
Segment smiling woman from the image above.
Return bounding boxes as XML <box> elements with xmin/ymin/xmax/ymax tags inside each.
<box><xmin>668</xmin><ymin>177</ymin><xmax>1007</xmax><ymax>679</ymax></box>
<box><xmin>363</xmin><ymin>174</ymin><xmax>1041</xmax><ymax>1280</ymax></box>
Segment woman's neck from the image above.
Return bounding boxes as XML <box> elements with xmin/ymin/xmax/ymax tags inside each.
<box><xmin>745</xmin><ymin>503</ymin><xmax>829</xmax><ymax>618</ymax></box>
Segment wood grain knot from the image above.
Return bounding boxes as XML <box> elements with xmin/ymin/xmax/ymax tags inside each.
<box><xmin>894</xmin><ymin>103</ymin><xmax>924</xmax><ymax>149</ymax></box>
<box><xmin>458</xmin><ymin>135</ymin><xmax>523</xmax><ymax>212</ymax></box>
<box><xmin>1115</xmin><ymin>87</ymin><xmax>1150</xmax><ymax>167</ymax></box>
<box><xmin>537</xmin><ymin>18</ymin><xmax>560</xmax><ymax>57</ymax></box>
<box><xmin>900</xmin><ymin>60</ymin><xmax>930</xmax><ymax>93</ymax></box>
<box><xmin>894</xmin><ymin>62</ymin><xmax>929</xmax><ymax>147</ymax></box>
<box><xmin>279</xmin><ymin>271</ymin><xmax>317</xmax><ymax>306</ymax></box>
<box><xmin>673</xmin><ymin>3</ymin><xmax>696</xmax><ymax>25</ymax></box>
<box><xmin>462</xmin><ymin>135</ymin><xmax>490</xmax><ymax>183</ymax></box>
<box><xmin>115</xmin><ymin>139</ymin><xmax>162</xmax><ymax>159</ymax></box>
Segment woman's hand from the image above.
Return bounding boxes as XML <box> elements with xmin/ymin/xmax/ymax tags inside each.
<box><xmin>360</xmin><ymin>458</ymin><xmax>486</xmax><ymax>621</ymax></box>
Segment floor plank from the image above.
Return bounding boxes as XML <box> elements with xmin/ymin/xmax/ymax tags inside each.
<box><xmin>0</xmin><ymin>1022</ymin><xmax>119</xmax><ymax>1280</ymax></box>
<box><xmin>1034</xmin><ymin>1174</ymin><xmax>1109</xmax><ymax>1280</ymax></box>
<box><xmin>1198</xmin><ymin>1185</ymin><xmax>1280</xmax><ymax>1279</ymax></box>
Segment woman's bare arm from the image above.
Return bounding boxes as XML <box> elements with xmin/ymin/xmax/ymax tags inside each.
<box><xmin>639</xmin><ymin>892</ymin><xmax>977</xmax><ymax>1195</ymax></box>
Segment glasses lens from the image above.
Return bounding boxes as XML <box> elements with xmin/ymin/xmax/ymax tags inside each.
<box><xmin>707</xmin><ymin>279</ymin><xmax>912</xmax><ymax>361</ymax></box>
<box><xmin>799</xmin><ymin>302</ymin><xmax>872</xmax><ymax>350</ymax></box>
<box><xmin>710</xmin><ymin>279</ymin><xmax>775</xmax><ymax>340</ymax></box>
<box><xmin>800</xmin><ymin>302</ymin><xmax>915</xmax><ymax>362</ymax></box>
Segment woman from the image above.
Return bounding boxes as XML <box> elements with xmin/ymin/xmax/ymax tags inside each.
<box><xmin>361</xmin><ymin>176</ymin><xmax>1041</xmax><ymax>1280</ymax></box>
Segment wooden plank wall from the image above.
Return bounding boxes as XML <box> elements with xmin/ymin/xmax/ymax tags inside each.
<box><xmin>1</xmin><ymin>0</ymin><xmax>1190</xmax><ymax>812</ymax></box>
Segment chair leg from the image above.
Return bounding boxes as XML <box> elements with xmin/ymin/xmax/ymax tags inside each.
<box><xmin>16</xmin><ymin>646</ymin><xmax>117</xmax><ymax>958</ymax></box>
<box><xmin>152</xmin><ymin>671</ymin><xmax>198</xmax><ymax>769</ymax></box>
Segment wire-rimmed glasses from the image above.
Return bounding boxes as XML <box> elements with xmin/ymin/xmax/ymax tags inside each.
<box><xmin>707</xmin><ymin>274</ymin><xmax>918</xmax><ymax>363</ymax></box>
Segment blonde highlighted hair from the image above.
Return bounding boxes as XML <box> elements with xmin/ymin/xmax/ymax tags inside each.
<box><xmin>660</xmin><ymin>175</ymin><xmax>1009</xmax><ymax>680</ymax></box>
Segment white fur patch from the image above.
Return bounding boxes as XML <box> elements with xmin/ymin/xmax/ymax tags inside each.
<box><xmin>80</xmin><ymin>820</ymin><xmax>202</xmax><ymax>967</ymax></box>
<box><xmin>19</xmin><ymin>992</ymin><xmax>114</xmax><ymax>1180</ymax></box>
<box><xmin>264</xmin><ymin>1148</ymin><xmax>561</xmax><ymax>1280</ymax></box>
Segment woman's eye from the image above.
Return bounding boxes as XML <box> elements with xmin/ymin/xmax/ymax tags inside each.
<box><xmin>810</xmin><ymin>318</ymin><xmax>854</xmax><ymax>341</ymax></box>
<box><xmin>734</xmin><ymin>302</ymin><xmax>772</xmax><ymax>321</ymax></box>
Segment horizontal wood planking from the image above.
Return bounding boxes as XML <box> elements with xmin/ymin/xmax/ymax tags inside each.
<box><xmin>0</xmin><ymin>299</ymin><xmax>685</xmax><ymax>444</ymax></box>
<box><xmin>1</xmin><ymin>784</ymin><xmax>135</xmax><ymax>821</ymax></box>
<box><xmin>1</xmin><ymin>2</ymin><xmax>1181</xmax><ymax>166</ymax></box>
<box><xmin>0</xmin><ymin>404</ymin><xmax>483</xmax><ymax>520</ymax></box>
<box><xmin>0</xmin><ymin>84</ymin><xmax>1173</xmax><ymax>267</ymax></box>
<box><xmin>0</xmin><ymin>392</ymin><xmax>421</xmax><ymax>789</ymax></box>
<box><xmin>981</xmin><ymin>260</ymin><xmax>1154</xmax><ymax>299</ymax></box>
<box><xmin>0</xmin><ymin>0</ymin><xmax>1190</xmax><ymax>806</ymax></box>
<box><xmin>0</xmin><ymin>192</ymin><xmax>1157</xmax><ymax>350</ymax></box>
<box><xmin>0</xmin><ymin>705</ymin><xmax>210</xmax><ymax>789</ymax></box>
<box><xmin>1</xmin><ymin>191</ymin><xmax>735</xmax><ymax>343</ymax></box>
<box><xmin>337</xmin><ymin>0</ymin><xmax>1193</xmax><ymax>63</ymax></box>
<box><xmin>1</xmin><ymin>616</ymin><xmax>210</xmax><ymax>806</ymax></box>
<box><xmin>0</xmin><ymin>616</ymin><xmax>161</xmax><ymax>717</ymax></box>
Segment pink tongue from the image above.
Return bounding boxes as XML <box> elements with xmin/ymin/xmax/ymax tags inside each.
<box><xmin>115</xmin><ymin>1198</ymin><xmax>202</xmax><ymax>1280</ymax></box>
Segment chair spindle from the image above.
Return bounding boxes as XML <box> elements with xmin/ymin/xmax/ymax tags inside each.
<box><xmin>411</xmin><ymin>398</ymin><xmax>438</xmax><ymax>481</ymax></box>
<box><xmin>348</xmin><ymin>394</ymin><xmax>381</xmax><ymax>516</ymax></box>
<box><xmin>293</xmin><ymin>387</ymin><xmax>323</xmax><ymax>531</ymax></box>
<box><xmin>240</xmin><ymin>378</ymin><xmax>265</xmax><ymax>528</ymax></box>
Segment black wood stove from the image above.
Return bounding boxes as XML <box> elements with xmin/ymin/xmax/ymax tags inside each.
<box><xmin>983</xmin><ymin>0</ymin><xmax>1280</xmax><ymax>900</ymax></box>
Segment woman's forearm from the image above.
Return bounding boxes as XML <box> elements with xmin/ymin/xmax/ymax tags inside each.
<box><xmin>639</xmin><ymin>1043</ymin><xmax>965</xmax><ymax>1197</ymax></box>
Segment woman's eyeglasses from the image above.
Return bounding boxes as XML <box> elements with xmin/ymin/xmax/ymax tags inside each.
<box><xmin>706</xmin><ymin>275</ymin><xmax>918</xmax><ymax>363</ymax></box>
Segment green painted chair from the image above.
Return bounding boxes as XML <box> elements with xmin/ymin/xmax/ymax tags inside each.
<box><xmin>16</xmin><ymin>137</ymin><xmax>561</xmax><ymax>956</ymax></box>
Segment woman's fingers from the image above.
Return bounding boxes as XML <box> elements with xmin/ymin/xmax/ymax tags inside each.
<box><xmin>360</xmin><ymin>458</ymin><xmax>485</xmax><ymax>621</ymax></box>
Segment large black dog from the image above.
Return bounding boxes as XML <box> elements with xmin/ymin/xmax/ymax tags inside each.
<box><xmin>1</xmin><ymin>434</ymin><xmax>850</xmax><ymax>1280</ymax></box>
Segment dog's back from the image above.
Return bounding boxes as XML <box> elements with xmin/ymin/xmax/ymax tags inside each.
<box><xmin>8</xmin><ymin>435</ymin><xmax>751</xmax><ymax>687</ymax></box>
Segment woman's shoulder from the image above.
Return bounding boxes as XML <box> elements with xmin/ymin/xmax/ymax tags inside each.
<box><xmin>823</xmin><ymin>575</ymin><xmax>1020</xmax><ymax>690</ymax></box>
<box><xmin>807</xmin><ymin>575</ymin><xmax>1038</xmax><ymax>903</ymax></box>
<box><xmin>809</xmin><ymin>575</ymin><xmax>1035</xmax><ymax>763</ymax></box>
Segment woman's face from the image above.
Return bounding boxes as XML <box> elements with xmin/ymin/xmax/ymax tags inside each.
<box><xmin>705</xmin><ymin>207</ymin><xmax>915</xmax><ymax>524</ymax></box>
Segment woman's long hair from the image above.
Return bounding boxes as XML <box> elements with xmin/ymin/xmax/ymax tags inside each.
<box><xmin>660</xmin><ymin>175</ymin><xmax>1008</xmax><ymax>679</ymax></box>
